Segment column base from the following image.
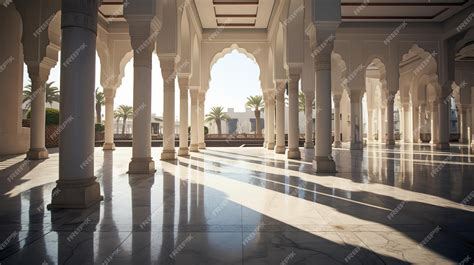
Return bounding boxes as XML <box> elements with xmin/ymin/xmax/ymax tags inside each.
<box><xmin>26</xmin><ymin>147</ymin><xmax>49</xmax><ymax>160</ymax></box>
<box><xmin>263</xmin><ymin>142</ymin><xmax>267</xmax><ymax>148</ymax></box>
<box><xmin>333</xmin><ymin>141</ymin><xmax>342</xmax><ymax>148</ymax></box>
<box><xmin>161</xmin><ymin>149</ymin><xmax>176</xmax><ymax>160</ymax></box>
<box><xmin>304</xmin><ymin>142</ymin><xmax>314</xmax><ymax>149</ymax></box>
<box><xmin>189</xmin><ymin>144</ymin><xmax>199</xmax><ymax>152</ymax></box>
<box><xmin>128</xmin><ymin>157</ymin><xmax>156</xmax><ymax>174</ymax></box>
<box><xmin>350</xmin><ymin>142</ymin><xmax>363</xmax><ymax>150</ymax></box>
<box><xmin>198</xmin><ymin>143</ymin><xmax>206</xmax><ymax>149</ymax></box>
<box><xmin>436</xmin><ymin>142</ymin><xmax>450</xmax><ymax>151</ymax></box>
<box><xmin>267</xmin><ymin>142</ymin><xmax>275</xmax><ymax>150</ymax></box>
<box><xmin>385</xmin><ymin>139</ymin><xmax>395</xmax><ymax>148</ymax></box>
<box><xmin>47</xmin><ymin>177</ymin><xmax>103</xmax><ymax>210</ymax></box>
<box><xmin>312</xmin><ymin>156</ymin><xmax>336</xmax><ymax>173</ymax></box>
<box><xmin>302</xmin><ymin>149</ymin><xmax>314</xmax><ymax>160</ymax></box>
<box><xmin>286</xmin><ymin>148</ymin><xmax>301</xmax><ymax>159</ymax></box>
<box><xmin>178</xmin><ymin>147</ymin><xmax>189</xmax><ymax>156</ymax></box>
<box><xmin>274</xmin><ymin>145</ymin><xmax>286</xmax><ymax>154</ymax></box>
<box><xmin>102</xmin><ymin>142</ymin><xmax>116</xmax><ymax>151</ymax></box>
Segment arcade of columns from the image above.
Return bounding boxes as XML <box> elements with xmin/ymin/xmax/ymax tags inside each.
<box><xmin>0</xmin><ymin>0</ymin><xmax>473</xmax><ymax>209</ymax></box>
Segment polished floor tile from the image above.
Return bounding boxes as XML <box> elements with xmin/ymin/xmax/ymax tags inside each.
<box><xmin>0</xmin><ymin>145</ymin><xmax>473</xmax><ymax>264</ymax></box>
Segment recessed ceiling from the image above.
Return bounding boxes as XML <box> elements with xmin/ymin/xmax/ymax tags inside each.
<box><xmin>195</xmin><ymin>0</ymin><xmax>275</xmax><ymax>29</ymax></box>
<box><xmin>341</xmin><ymin>0</ymin><xmax>470</xmax><ymax>22</ymax></box>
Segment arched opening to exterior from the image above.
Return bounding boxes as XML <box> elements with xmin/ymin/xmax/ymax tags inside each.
<box><xmin>205</xmin><ymin>47</ymin><xmax>262</xmax><ymax>136</ymax></box>
<box><xmin>400</xmin><ymin>44</ymin><xmax>441</xmax><ymax>143</ymax></box>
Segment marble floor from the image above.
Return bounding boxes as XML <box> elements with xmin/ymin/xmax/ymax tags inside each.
<box><xmin>0</xmin><ymin>144</ymin><xmax>473</xmax><ymax>264</ymax></box>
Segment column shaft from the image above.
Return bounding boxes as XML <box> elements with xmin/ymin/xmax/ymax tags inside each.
<box><xmin>305</xmin><ymin>93</ymin><xmax>315</xmax><ymax>149</ymax></box>
<box><xmin>313</xmin><ymin>60</ymin><xmax>336</xmax><ymax>172</ymax></box>
<box><xmin>103</xmin><ymin>92</ymin><xmax>115</xmax><ymax>150</ymax></box>
<box><xmin>333</xmin><ymin>98</ymin><xmax>342</xmax><ymax>148</ymax></box>
<box><xmin>267</xmin><ymin>97</ymin><xmax>276</xmax><ymax>149</ymax></box>
<box><xmin>287</xmin><ymin>73</ymin><xmax>301</xmax><ymax>159</ymax></box>
<box><xmin>198</xmin><ymin>94</ymin><xmax>206</xmax><ymax>149</ymax></box>
<box><xmin>430</xmin><ymin>102</ymin><xmax>439</xmax><ymax>144</ymax></box>
<box><xmin>160</xmin><ymin>58</ymin><xmax>176</xmax><ymax>160</ymax></box>
<box><xmin>49</xmin><ymin>0</ymin><xmax>102</xmax><ymax>209</ymax></box>
<box><xmin>27</xmin><ymin>75</ymin><xmax>48</xmax><ymax>159</ymax></box>
<box><xmin>190</xmin><ymin>90</ymin><xmax>199</xmax><ymax>152</ymax></box>
<box><xmin>128</xmin><ymin>49</ymin><xmax>155</xmax><ymax>173</ymax></box>
<box><xmin>386</xmin><ymin>94</ymin><xmax>395</xmax><ymax>147</ymax></box>
<box><xmin>178</xmin><ymin>77</ymin><xmax>189</xmax><ymax>156</ymax></box>
<box><xmin>437</xmin><ymin>98</ymin><xmax>450</xmax><ymax>150</ymax></box>
<box><xmin>350</xmin><ymin>92</ymin><xmax>363</xmax><ymax>150</ymax></box>
<box><xmin>274</xmin><ymin>81</ymin><xmax>286</xmax><ymax>154</ymax></box>
<box><xmin>460</xmin><ymin>108</ymin><xmax>468</xmax><ymax>143</ymax></box>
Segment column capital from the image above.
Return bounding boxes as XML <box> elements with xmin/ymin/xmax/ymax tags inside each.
<box><xmin>349</xmin><ymin>89</ymin><xmax>364</xmax><ymax>103</ymax></box>
<box><xmin>189</xmin><ymin>88</ymin><xmax>199</xmax><ymax>99</ymax></box>
<box><xmin>27</xmin><ymin>65</ymin><xmax>49</xmax><ymax>86</ymax></box>
<box><xmin>62</xmin><ymin>0</ymin><xmax>100</xmax><ymax>34</ymax></box>
<box><xmin>178</xmin><ymin>76</ymin><xmax>190</xmax><ymax>90</ymax></box>
<box><xmin>263</xmin><ymin>90</ymin><xmax>275</xmax><ymax>102</ymax></box>
<box><xmin>159</xmin><ymin>56</ymin><xmax>177</xmax><ymax>86</ymax></box>
<box><xmin>275</xmin><ymin>80</ymin><xmax>287</xmax><ymax>96</ymax></box>
<box><xmin>104</xmin><ymin>89</ymin><xmax>116</xmax><ymax>99</ymax></box>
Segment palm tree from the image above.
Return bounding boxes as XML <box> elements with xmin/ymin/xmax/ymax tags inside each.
<box><xmin>205</xmin><ymin>106</ymin><xmax>230</xmax><ymax>136</ymax></box>
<box><xmin>298</xmin><ymin>91</ymin><xmax>305</xmax><ymax>112</ymax></box>
<box><xmin>114</xmin><ymin>105</ymin><xmax>133</xmax><ymax>135</ymax></box>
<box><xmin>245</xmin><ymin>95</ymin><xmax>264</xmax><ymax>135</ymax></box>
<box><xmin>95</xmin><ymin>87</ymin><xmax>105</xmax><ymax>124</ymax></box>
<box><xmin>23</xmin><ymin>81</ymin><xmax>60</xmax><ymax>110</ymax></box>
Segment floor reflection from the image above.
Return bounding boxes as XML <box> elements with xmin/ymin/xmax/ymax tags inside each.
<box><xmin>0</xmin><ymin>145</ymin><xmax>473</xmax><ymax>264</ymax></box>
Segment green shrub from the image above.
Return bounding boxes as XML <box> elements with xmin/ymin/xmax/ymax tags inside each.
<box><xmin>27</xmin><ymin>108</ymin><xmax>60</xmax><ymax>125</ymax></box>
<box><xmin>95</xmin><ymin>123</ymin><xmax>105</xmax><ymax>132</ymax></box>
<box><xmin>188</xmin><ymin>126</ymin><xmax>209</xmax><ymax>135</ymax></box>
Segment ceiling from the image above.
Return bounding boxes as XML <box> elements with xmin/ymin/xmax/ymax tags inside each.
<box><xmin>97</xmin><ymin>0</ymin><xmax>472</xmax><ymax>26</ymax></box>
<box><xmin>341</xmin><ymin>0</ymin><xmax>471</xmax><ymax>22</ymax></box>
<box><xmin>195</xmin><ymin>0</ymin><xmax>275</xmax><ymax>29</ymax></box>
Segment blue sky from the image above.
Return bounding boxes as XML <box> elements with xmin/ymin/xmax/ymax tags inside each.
<box><xmin>23</xmin><ymin>49</ymin><xmax>262</xmax><ymax>119</ymax></box>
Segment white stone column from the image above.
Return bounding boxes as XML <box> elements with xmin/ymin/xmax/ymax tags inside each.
<box><xmin>437</xmin><ymin>87</ymin><xmax>450</xmax><ymax>150</ymax></box>
<box><xmin>189</xmin><ymin>89</ymin><xmax>199</xmax><ymax>152</ymax></box>
<box><xmin>459</xmin><ymin>106</ymin><xmax>468</xmax><ymax>143</ymax></box>
<box><xmin>430</xmin><ymin>101</ymin><xmax>439</xmax><ymax>145</ymax></box>
<box><xmin>313</xmin><ymin>41</ymin><xmax>336</xmax><ymax>173</ymax></box>
<box><xmin>305</xmin><ymin>92</ymin><xmax>315</xmax><ymax>149</ymax></box>
<box><xmin>48</xmin><ymin>0</ymin><xmax>102</xmax><ymax>209</ymax></box>
<box><xmin>412</xmin><ymin>104</ymin><xmax>420</xmax><ymax>143</ymax></box>
<box><xmin>349</xmin><ymin>90</ymin><xmax>364</xmax><ymax>150</ymax></box>
<box><xmin>418</xmin><ymin>103</ymin><xmax>427</xmax><ymax>143</ymax></box>
<box><xmin>367</xmin><ymin>109</ymin><xmax>374</xmax><ymax>142</ymax></box>
<box><xmin>127</xmin><ymin>23</ymin><xmax>156</xmax><ymax>174</ymax></box>
<box><xmin>198</xmin><ymin>92</ymin><xmax>206</xmax><ymax>149</ymax></box>
<box><xmin>402</xmin><ymin>102</ymin><xmax>412</xmax><ymax>143</ymax></box>
<box><xmin>287</xmin><ymin>71</ymin><xmax>301</xmax><ymax>159</ymax></box>
<box><xmin>266</xmin><ymin>92</ymin><xmax>276</xmax><ymax>150</ymax></box>
<box><xmin>333</xmin><ymin>95</ymin><xmax>342</xmax><ymax>148</ymax></box>
<box><xmin>380</xmin><ymin>107</ymin><xmax>386</xmax><ymax>142</ymax></box>
<box><xmin>160</xmin><ymin>57</ymin><xmax>176</xmax><ymax>160</ymax></box>
<box><xmin>26</xmin><ymin>72</ymin><xmax>48</xmax><ymax>160</ymax></box>
<box><xmin>263</xmin><ymin>98</ymin><xmax>269</xmax><ymax>148</ymax></box>
<box><xmin>178</xmin><ymin>76</ymin><xmax>189</xmax><ymax>156</ymax></box>
<box><xmin>386</xmin><ymin>91</ymin><xmax>396</xmax><ymax>147</ymax></box>
<box><xmin>103</xmin><ymin>89</ymin><xmax>116</xmax><ymax>150</ymax></box>
<box><xmin>274</xmin><ymin>81</ymin><xmax>286</xmax><ymax>154</ymax></box>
